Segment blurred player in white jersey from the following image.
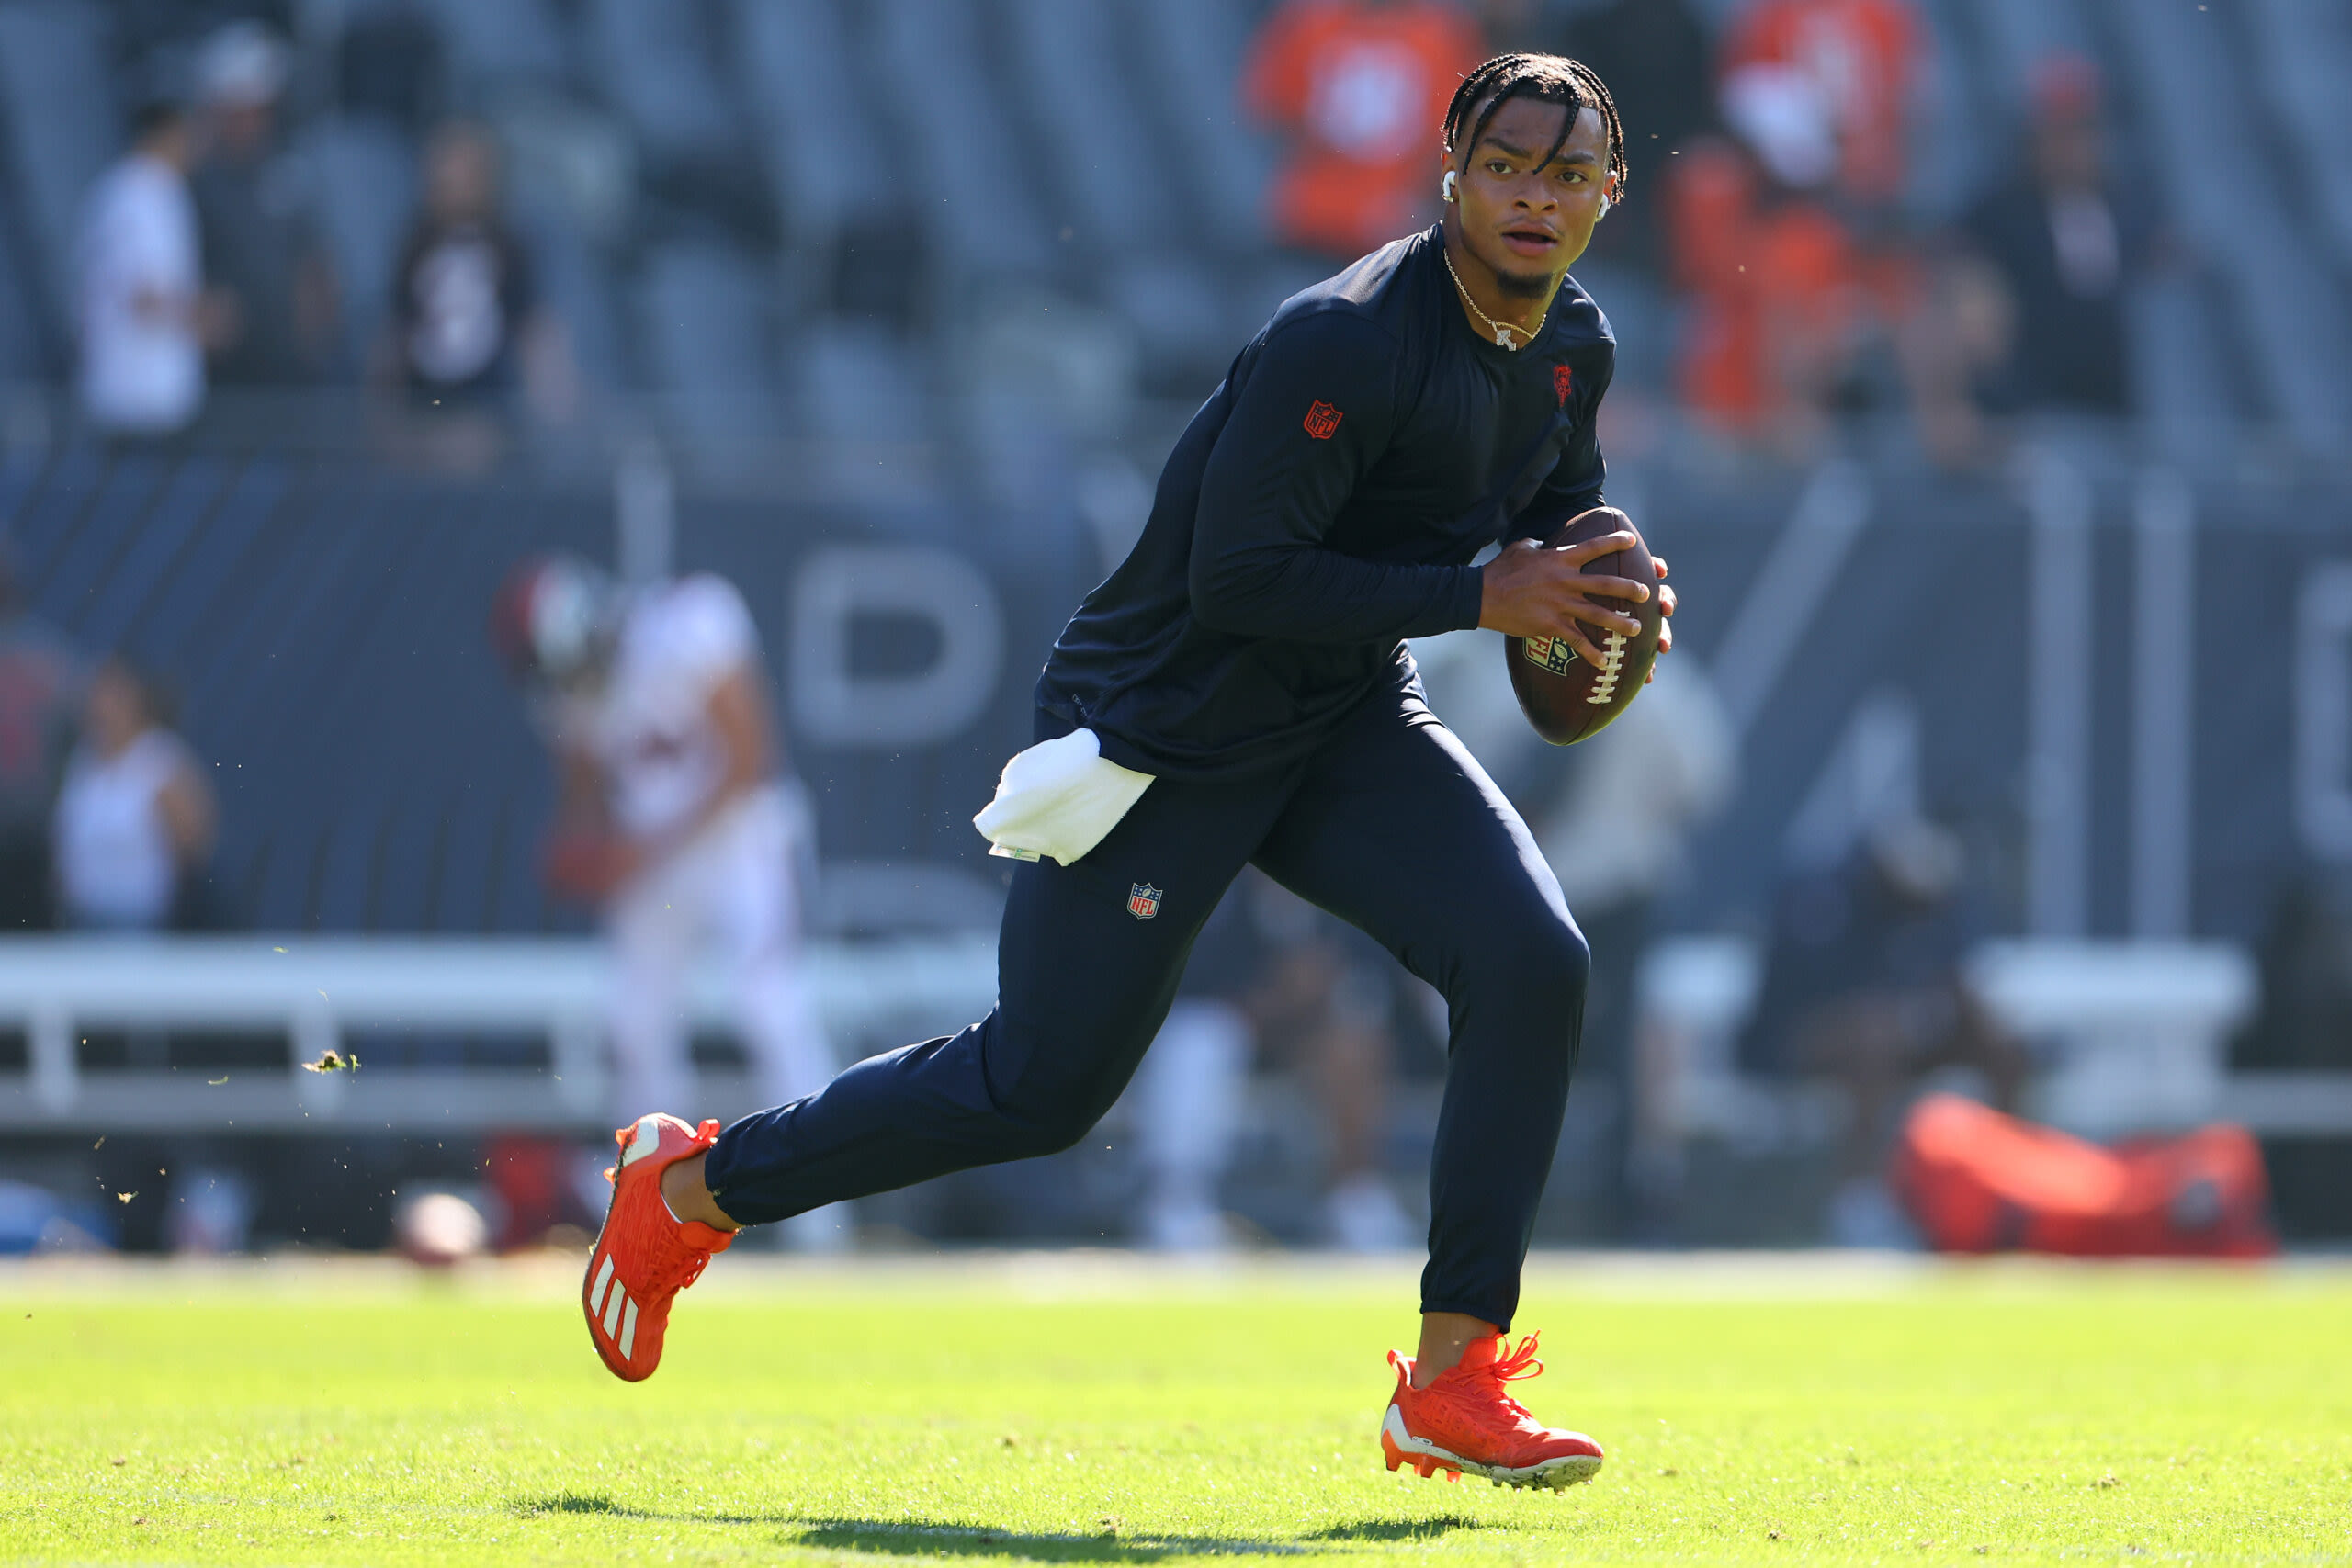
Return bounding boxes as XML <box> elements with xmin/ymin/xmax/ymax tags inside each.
<box><xmin>492</xmin><ymin>557</ymin><xmax>836</xmax><ymax>1234</ymax></box>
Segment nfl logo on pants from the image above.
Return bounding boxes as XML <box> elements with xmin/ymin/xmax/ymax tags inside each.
<box><xmin>1127</xmin><ymin>883</ymin><xmax>1161</xmax><ymax>920</ymax></box>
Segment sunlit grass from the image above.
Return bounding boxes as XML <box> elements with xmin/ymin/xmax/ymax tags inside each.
<box><xmin>2</xmin><ymin>1252</ymin><xmax>2346</xmax><ymax>1564</ymax></box>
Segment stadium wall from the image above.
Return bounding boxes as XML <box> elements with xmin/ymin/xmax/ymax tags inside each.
<box><xmin>0</xmin><ymin>434</ymin><xmax>2346</xmax><ymax>948</ymax></box>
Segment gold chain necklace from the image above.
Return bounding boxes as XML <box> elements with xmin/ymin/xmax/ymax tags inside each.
<box><xmin>1442</xmin><ymin>243</ymin><xmax>1547</xmax><ymax>352</ymax></box>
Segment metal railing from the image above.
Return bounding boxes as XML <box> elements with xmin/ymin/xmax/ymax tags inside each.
<box><xmin>0</xmin><ymin>932</ymin><xmax>997</xmax><ymax>1133</ymax></box>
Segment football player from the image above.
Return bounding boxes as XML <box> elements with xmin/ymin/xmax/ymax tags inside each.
<box><xmin>580</xmin><ymin>54</ymin><xmax>1673</xmax><ymax>1489</ymax></box>
<box><xmin>493</xmin><ymin>556</ymin><xmax>837</xmax><ymax>1246</ymax></box>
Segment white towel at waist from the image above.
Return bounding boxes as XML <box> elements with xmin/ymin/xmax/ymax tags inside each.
<box><xmin>972</xmin><ymin>728</ymin><xmax>1155</xmax><ymax>866</ymax></box>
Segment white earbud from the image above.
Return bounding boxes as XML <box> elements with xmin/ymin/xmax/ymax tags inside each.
<box><xmin>1596</xmin><ymin>192</ymin><xmax>1611</xmax><ymax>219</ymax></box>
<box><xmin>1441</xmin><ymin>169</ymin><xmax>1459</xmax><ymax>204</ymax></box>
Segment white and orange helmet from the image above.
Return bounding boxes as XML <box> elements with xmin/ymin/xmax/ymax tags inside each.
<box><xmin>489</xmin><ymin>553</ymin><xmax>618</xmax><ymax>688</ymax></box>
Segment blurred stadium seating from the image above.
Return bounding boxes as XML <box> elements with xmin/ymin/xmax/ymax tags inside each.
<box><xmin>0</xmin><ymin>1</ymin><xmax>2339</xmax><ymax>459</ymax></box>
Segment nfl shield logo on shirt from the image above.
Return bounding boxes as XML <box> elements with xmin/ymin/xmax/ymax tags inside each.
<box><xmin>1127</xmin><ymin>883</ymin><xmax>1162</xmax><ymax>920</ymax></box>
<box><xmin>1303</xmin><ymin>400</ymin><xmax>1342</xmax><ymax>439</ymax></box>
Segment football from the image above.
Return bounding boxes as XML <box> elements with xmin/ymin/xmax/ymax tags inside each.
<box><xmin>1504</xmin><ymin>506</ymin><xmax>1663</xmax><ymax>745</ymax></box>
<box><xmin>392</xmin><ymin>1191</ymin><xmax>489</xmax><ymax>1268</ymax></box>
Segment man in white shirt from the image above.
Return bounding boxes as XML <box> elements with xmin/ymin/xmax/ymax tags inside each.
<box><xmin>77</xmin><ymin>102</ymin><xmax>223</xmax><ymax>435</ymax></box>
<box><xmin>492</xmin><ymin>556</ymin><xmax>838</xmax><ymax>1241</ymax></box>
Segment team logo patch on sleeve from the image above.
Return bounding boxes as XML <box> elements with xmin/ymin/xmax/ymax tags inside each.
<box><xmin>1554</xmin><ymin>364</ymin><xmax>1574</xmax><ymax>408</ymax></box>
<box><xmin>1127</xmin><ymin>883</ymin><xmax>1162</xmax><ymax>920</ymax></box>
<box><xmin>1303</xmin><ymin>400</ymin><xmax>1342</xmax><ymax>439</ymax></box>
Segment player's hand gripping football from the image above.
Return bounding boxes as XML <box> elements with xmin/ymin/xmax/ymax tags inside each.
<box><xmin>1477</xmin><ymin>526</ymin><xmax>1676</xmax><ymax>677</ymax></box>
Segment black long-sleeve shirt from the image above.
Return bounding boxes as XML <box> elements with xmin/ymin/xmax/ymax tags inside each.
<box><xmin>1038</xmin><ymin>227</ymin><xmax>1615</xmax><ymax>780</ymax></box>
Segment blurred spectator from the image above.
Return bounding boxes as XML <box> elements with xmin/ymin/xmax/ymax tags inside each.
<box><xmin>1537</xmin><ymin>658</ymin><xmax>1735</xmax><ymax>1238</ymax></box>
<box><xmin>1664</xmin><ymin>0</ymin><xmax>1933</xmax><ymax>454</ymax></box>
<box><xmin>1892</xmin><ymin>244</ymin><xmax>2012</xmax><ymax>468</ymax></box>
<box><xmin>1736</xmin><ymin>814</ymin><xmax>2026</xmax><ymax>1246</ymax></box>
<box><xmin>2232</xmin><ymin>878</ymin><xmax>2352</xmax><ymax>1076</ymax></box>
<box><xmin>1243</xmin><ymin>0</ymin><xmax>1485</xmax><ymax>263</ymax></box>
<box><xmin>190</xmin><ymin>22</ymin><xmax>340</xmax><ymax>388</ymax></box>
<box><xmin>1131</xmin><ymin>888</ymin><xmax>1258</xmax><ymax>1250</ymax></box>
<box><xmin>1717</xmin><ymin>0</ymin><xmax>1923</xmax><ymax>223</ymax></box>
<box><xmin>1665</xmin><ymin>105</ymin><xmax>1864</xmax><ymax>455</ymax></box>
<box><xmin>0</xmin><ymin>553</ymin><xmax>84</xmax><ymax>930</ymax></box>
<box><xmin>2231</xmin><ymin>878</ymin><xmax>2352</xmax><ymax>1239</ymax></box>
<box><xmin>1899</xmin><ymin>58</ymin><xmax>2152</xmax><ymax>467</ymax></box>
<box><xmin>492</xmin><ymin>557</ymin><xmax>836</xmax><ymax>1246</ymax></box>
<box><xmin>51</xmin><ymin>659</ymin><xmax>216</xmax><ymax>931</ymax></box>
<box><xmin>1252</xmin><ymin>886</ymin><xmax>1418</xmax><ymax>1250</ymax></box>
<box><xmin>1130</xmin><ymin>872</ymin><xmax>1418</xmax><ymax>1251</ymax></box>
<box><xmin>75</xmin><ymin>102</ymin><xmax>232</xmax><ymax>437</ymax></box>
<box><xmin>379</xmin><ymin>122</ymin><xmax>573</xmax><ymax>465</ymax></box>
<box><xmin>1549</xmin><ymin>0</ymin><xmax>1716</xmax><ymax>275</ymax></box>
<box><xmin>1962</xmin><ymin>57</ymin><xmax>2148</xmax><ymax>419</ymax></box>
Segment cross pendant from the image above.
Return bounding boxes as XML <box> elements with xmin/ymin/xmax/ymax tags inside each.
<box><xmin>1494</xmin><ymin>327</ymin><xmax>1517</xmax><ymax>350</ymax></box>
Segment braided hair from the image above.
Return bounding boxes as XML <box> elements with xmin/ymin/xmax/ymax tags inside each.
<box><xmin>1442</xmin><ymin>53</ymin><xmax>1627</xmax><ymax>206</ymax></box>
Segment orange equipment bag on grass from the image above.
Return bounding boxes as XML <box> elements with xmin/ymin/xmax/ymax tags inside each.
<box><xmin>1891</xmin><ymin>1093</ymin><xmax>2277</xmax><ymax>1257</ymax></box>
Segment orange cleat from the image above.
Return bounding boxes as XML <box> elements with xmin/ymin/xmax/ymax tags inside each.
<box><xmin>582</xmin><ymin>1113</ymin><xmax>734</xmax><ymax>1382</ymax></box>
<box><xmin>1380</xmin><ymin>1332</ymin><xmax>1604</xmax><ymax>1491</ymax></box>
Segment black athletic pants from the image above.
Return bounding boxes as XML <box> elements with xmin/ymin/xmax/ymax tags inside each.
<box><xmin>703</xmin><ymin>682</ymin><xmax>1589</xmax><ymax>1330</ymax></box>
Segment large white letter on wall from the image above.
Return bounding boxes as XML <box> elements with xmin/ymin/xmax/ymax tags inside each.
<box><xmin>789</xmin><ymin>546</ymin><xmax>1004</xmax><ymax>747</ymax></box>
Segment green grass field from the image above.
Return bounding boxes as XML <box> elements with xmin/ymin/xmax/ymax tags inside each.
<box><xmin>3</xmin><ymin>1253</ymin><xmax>2347</xmax><ymax>1566</ymax></box>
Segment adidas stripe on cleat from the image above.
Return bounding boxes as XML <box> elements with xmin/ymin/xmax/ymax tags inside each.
<box><xmin>582</xmin><ymin>1112</ymin><xmax>733</xmax><ymax>1382</ymax></box>
<box><xmin>583</xmin><ymin>1252</ymin><xmax>641</xmax><ymax>1361</ymax></box>
<box><xmin>1379</xmin><ymin>1332</ymin><xmax>1604</xmax><ymax>1492</ymax></box>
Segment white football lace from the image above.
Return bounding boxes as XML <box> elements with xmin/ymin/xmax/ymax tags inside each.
<box><xmin>1584</xmin><ymin>631</ymin><xmax>1626</xmax><ymax>705</ymax></box>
